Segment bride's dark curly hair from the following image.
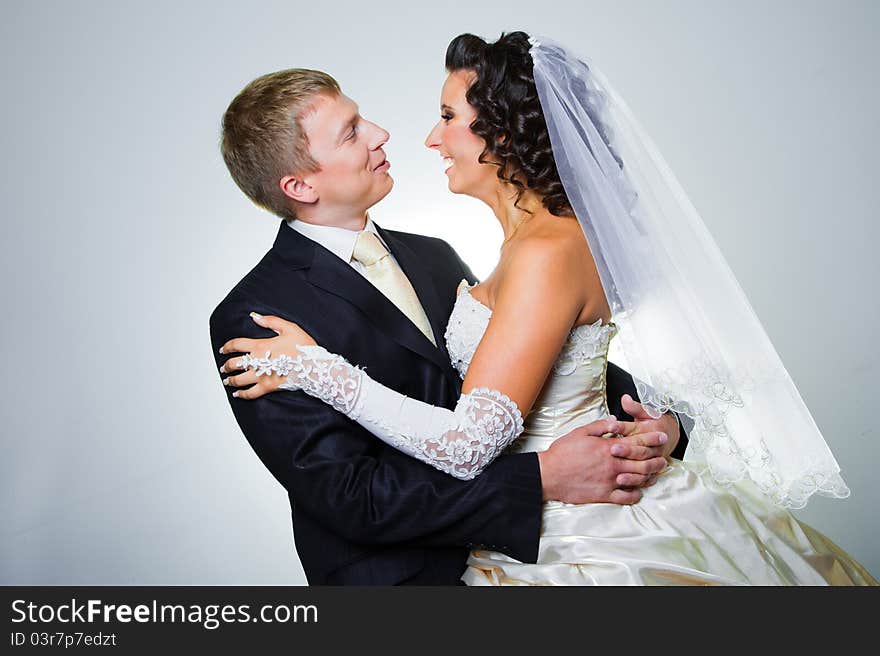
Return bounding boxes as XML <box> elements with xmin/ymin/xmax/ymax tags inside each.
<box><xmin>445</xmin><ymin>31</ymin><xmax>574</xmax><ymax>216</ymax></box>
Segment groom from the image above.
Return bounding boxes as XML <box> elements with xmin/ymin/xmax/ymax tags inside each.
<box><xmin>210</xmin><ymin>68</ymin><xmax>683</xmax><ymax>585</ymax></box>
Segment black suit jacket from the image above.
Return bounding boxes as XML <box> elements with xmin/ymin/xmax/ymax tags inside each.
<box><xmin>210</xmin><ymin>221</ymin><xmax>684</xmax><ymax>585</ymax></box>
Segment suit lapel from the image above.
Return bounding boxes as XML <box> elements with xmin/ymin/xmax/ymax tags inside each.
<box><xmin>274</xmin><ymin>225</ymin><xmax>445</xmax><ymax>371</ymax></box>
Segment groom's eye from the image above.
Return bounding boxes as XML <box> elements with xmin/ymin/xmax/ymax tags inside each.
<box><xmin>343</xmin><ymin>119</ymin><xmax>359</xmax><ymax>142</ymax></box>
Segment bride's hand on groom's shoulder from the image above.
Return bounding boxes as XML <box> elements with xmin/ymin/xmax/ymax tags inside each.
<box><xmin>218</xmin><ymin>313</ymin><xmax>318</xmax><ymax>400</ymax></box>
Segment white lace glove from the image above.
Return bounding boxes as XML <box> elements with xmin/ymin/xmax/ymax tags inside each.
<box><xmin>272</xmin><ymin>346</ymin><xmax>524</xmax><ymax>480</ymax></box>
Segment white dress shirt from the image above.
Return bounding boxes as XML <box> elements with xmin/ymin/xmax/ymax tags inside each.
<box><xmin>287</xmin><ymin>215</ymin><xmax>437</xmax><ymax>345</ymax></box>
<box><xmin>287</xmin><ymin>216</ymin><xmax>401</xmax><ymax>277</ymax></box>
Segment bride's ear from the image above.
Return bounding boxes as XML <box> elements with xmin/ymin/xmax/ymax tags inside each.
<box><xmin>280</xmin><ymin>174</ymin><xmax>318</xmax><ymax>204</ymax></box>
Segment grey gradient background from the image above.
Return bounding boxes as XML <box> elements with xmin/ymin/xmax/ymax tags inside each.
<box><xmin>1</xmin><ymin>0</ymin><xmax>877</xmax><ymax>584</ymax></box>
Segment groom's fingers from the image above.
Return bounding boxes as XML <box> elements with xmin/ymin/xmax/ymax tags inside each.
<box><xmin>620</xmin><ymin>393</ymin><xmax>650</xmax><ymax>420</ymax></box>
<box><xmin>615</xmin><ymin>456</ymin><xmax>667</xmax><ymax>477</ymax></box>
<box><xmin>569</xmin><ymin>416</ymin><xmax>620</xmax><ymax>439</ymax></box>
<box><xmin>608</xmin><ymin>488</ymin><xmax>642</xmax><ymax>505</ymax></box>
<box><xmin>618</xmin><ymin>431</ymin><xmax>668</xmax><ymax>448</ymax></box>
<box><xmin>615</xmin><ymin>473</ymin><xmax>652</xmax><ymax>487</ymax></box>
<box><xmin>614</xmin><ymin>419</ymin><xmax>638</xmax><ymax>437</ymax></box>
<box><xmin>609</xmin><ymin>442</ymin><xmax>664</xmax><ymax>461</ymax></box>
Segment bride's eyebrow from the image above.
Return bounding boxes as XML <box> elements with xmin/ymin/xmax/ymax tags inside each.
<box><xmin>440</xmin><ymin>104</ymin><xmax>454</xmax><ymax>112</ymax></box>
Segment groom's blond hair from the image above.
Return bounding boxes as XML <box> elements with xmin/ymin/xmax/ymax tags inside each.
<box><xmin>221</xmin><ymin>68</ymin><xmax>340</xmax><ymax>220</ymax></box>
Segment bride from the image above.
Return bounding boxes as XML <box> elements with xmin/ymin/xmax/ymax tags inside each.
<box><xmin>219</xmin><ymin>32</ymin><xmax>876</xmax><ymax>585</ymax></box>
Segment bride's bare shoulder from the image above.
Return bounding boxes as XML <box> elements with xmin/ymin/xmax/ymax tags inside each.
<box><xmin>507</xmin><ymin>216</ymin><xmax>590</xmax><ymax>276</ymax></box>
<box><xmin>501</xmin><ymin>216</ymin><xmax>607</xmax><ymax>322</ymax></box>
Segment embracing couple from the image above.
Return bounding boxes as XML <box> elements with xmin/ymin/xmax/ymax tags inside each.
<box><xmin>210</xmin><ymin>32</ymin><xmax>875</xmax><ymax>585</ymax></box>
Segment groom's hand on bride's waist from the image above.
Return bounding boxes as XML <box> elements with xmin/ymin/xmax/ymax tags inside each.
<box><xmin>617</xmin><ymin>393</ymin><xmax>681</xmax><ymax>461</ymax></box>
<box><xmin>537</xmin><ymin>416</ymin><xmax>668</xmax><ymax>506</ymax></box>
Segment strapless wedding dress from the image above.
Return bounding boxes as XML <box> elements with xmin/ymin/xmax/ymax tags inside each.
<box><xmin>444</xmin><ymin>281</ymin><xmax>876</xmax><ymax>586</ymax></box>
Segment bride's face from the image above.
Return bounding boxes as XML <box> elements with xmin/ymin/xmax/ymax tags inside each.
<box><xmin>424</xmin><ymin>70</ymin><xmax>498</xmax><ymax>198</ymax></box>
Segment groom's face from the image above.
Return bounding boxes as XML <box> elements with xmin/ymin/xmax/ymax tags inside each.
<box><xmin>298</xmin><ymin>92</ymin><xmax>393</xmax><ymax>216</ymax></box>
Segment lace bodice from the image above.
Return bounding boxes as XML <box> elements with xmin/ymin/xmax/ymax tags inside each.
<box><xmin>445</xmin><ymin>279</ymin><xmax>618</xmax><ymax>453</ymax></box>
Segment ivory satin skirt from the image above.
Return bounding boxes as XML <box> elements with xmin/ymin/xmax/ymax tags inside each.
<box><xmin>462</xmin><ymin>461</ymin><xmax>876</xmax><ymax>586</ymax></box>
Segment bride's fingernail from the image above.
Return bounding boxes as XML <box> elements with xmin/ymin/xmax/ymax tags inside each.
<box><xmin>218</xmin><ymin>346</ymin><xmax>225</xmax><ymax>354</ymax></box>
<box><xmin>250</xmin><ymin>312</ymin><xmax>263</xmax><ymax>320</ymax></box>
<box><xmin>222</xmin><ymin>377</ymin><xmax>230</xmax><ymax>386</ymax></box>
<box><xmin>659</xmin><ymin>433</ymin><xmax>668</xmax><ymax>443</ymax></box>
<box><xmin>232</xmin><ymin>391</ymin><xmax>240</xmax><ymax>398</ymax></box>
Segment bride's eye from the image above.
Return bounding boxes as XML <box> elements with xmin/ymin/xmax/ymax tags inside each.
<box><xmin>441</xmin><ymin>113</ymin><xmax>453</xmax><ymax>122</ymax></box>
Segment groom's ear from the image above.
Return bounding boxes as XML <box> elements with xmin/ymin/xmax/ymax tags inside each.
<box><xmin>280</xmin><ymin>174</ymin><xmax>318</xmax><ymax>204</ymax></box>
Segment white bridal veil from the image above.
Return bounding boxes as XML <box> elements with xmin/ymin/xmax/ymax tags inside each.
<box><xmin>528</xmin><ymin>36</ymin><xmax>849</xmax><ymax>508</ymax></box>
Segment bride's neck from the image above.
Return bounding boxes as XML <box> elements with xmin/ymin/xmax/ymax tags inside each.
<box><xmin>485</xmin><ymin>185</ymin><xmax>544</xmax><ymax>242</ymax></box>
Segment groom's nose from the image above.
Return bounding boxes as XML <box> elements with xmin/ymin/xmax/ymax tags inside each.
<box><xmin>367</xmin><ymin>121</ymin><xmax>390</xmax><ymax>149</ymax></box>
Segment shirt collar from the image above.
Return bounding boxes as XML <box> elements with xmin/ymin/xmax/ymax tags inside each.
<box><xmin>286</xmin><ymin>215</ymin><xmax>386</xmax><ymax>264</ymax></box>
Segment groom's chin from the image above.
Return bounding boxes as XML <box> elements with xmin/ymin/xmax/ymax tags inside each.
<box><xmin>375</xmin><ymin>175</ymin><xmax>394</xmax><ymax>202</ymax></box>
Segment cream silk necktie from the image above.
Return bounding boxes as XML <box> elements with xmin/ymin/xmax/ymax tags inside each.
<box><xmin>351</xmin><ymin>231</ymin><xmax>436</xmax><ymax>346</ymax></box>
